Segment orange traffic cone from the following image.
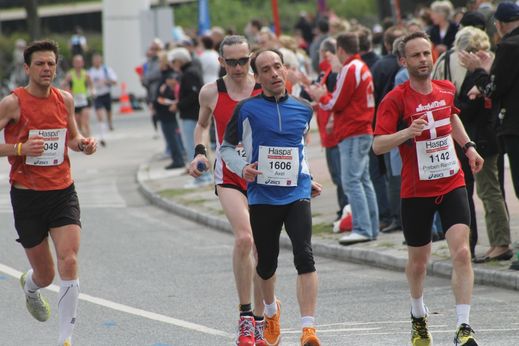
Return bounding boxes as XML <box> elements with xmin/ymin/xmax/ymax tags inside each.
<box><xmin>119</xmin><ymin>82</ymin><xmax>133</xmax><ymax>114</ymax></box>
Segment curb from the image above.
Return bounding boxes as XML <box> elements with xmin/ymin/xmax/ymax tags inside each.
<box><xmin>137</xmin><ymin>162</ymin><xmax>519</xmax><ymax>291</ymax></box>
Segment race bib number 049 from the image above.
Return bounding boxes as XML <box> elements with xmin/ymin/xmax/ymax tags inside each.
<box><xmin>257</xmin><ymin>145</ymin><xmax>299</xmax><ymax>187</ymax></box>
<box><xmin>416</xmin><ymin>135</ymin><xmax>459</xmax><ymax>180</ymax></box>
<box><xmin>25</xmin><ymin>128</ymin><xmax>67</xmax><ymax>166</ymax></box>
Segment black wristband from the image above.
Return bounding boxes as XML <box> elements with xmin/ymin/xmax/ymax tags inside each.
<box><xmin>463</xmin><ymin>141</ymin><xmax>476</xmax><ymax>153</ymax></box>
<box><xmin>78</xmin><ymin>142</ymin><xmax>85</xmax><ymax>152</ymax></box>
<box><xmin>194</xmin><ymin>144</ymin><xmax>207</xmax><ymax>158</ymax></box>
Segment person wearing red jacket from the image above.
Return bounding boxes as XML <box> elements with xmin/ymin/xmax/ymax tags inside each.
<box><xmin>307</xmin><ymin>32</ymin><xmax>379</xmax><ymax>245</ymax></box>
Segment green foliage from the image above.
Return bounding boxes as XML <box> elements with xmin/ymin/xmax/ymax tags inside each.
<box><xmin>173</xmin><ymin>0</ymin><xmax>377</xmax><ymax>35</ymax></box>
<box><xmin>0</xmin><ymin>32</ymin><xmax>102</xmax><ymax>80</ymax></box>
<box><xmin>328</xmin><ymin>0</ymin><xmax>377</xmax><ymax>21</ymax></box>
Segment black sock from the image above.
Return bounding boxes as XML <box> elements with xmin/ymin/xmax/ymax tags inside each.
<box><xmin>240</xmin><ymin>304</ymin><xmax>253</xmax><ymax>317</ymax></box>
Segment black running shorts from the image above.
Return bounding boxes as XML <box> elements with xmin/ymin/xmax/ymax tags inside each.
<box><xmin>10</xmin><ymin>183</ymin><xmax>82</xmax><ymax>249</ymax></box>
<box><xmin>401</xmin><ymin>187</ymin><xmax>470</xmax><ymax>247</ymax></box>
<box><xmin>249</xmin><ymin>199</ymin><xmax>316</xmax><ymax>279</ymax></box>
<box><xmin>94</xmin><ymin>93</ymin><xmax>112</xmax><ymax>112</ymax></box>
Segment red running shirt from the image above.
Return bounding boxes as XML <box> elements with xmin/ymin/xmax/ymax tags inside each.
<box><xmin>374</xmin><ymin>80</ymin><xmax>465</xmax><ymax>198</ymax></box>
<box><xmin>5</xmin><ymin>87</ymin><xmax>73</xmax><ymax>190</ymax></box>
<box><xmin>213</xmin><ymin>78</ymin><xmax>261</xmax><ymax>189</ymax></box>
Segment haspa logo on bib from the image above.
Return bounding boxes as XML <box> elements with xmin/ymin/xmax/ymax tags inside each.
<box><xmin>268</xmin><ymin>148</ymin><xmax>292</xmax><ymax>156</ymax></box>
<box><xmin>425</xmin><ymin>138</ymin><xmax>448</xmax><ymax>149</ymax></box>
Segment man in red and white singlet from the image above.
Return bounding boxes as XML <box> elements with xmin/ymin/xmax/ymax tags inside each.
<box><xmin>188</xmin><ymin>35</ymin><xmax>265</xmax><ymax>346</ymax></box>
<box><xmin>0</xmin><ymin>40</ymin><xmax>96</xmax><ymax>346</ymax></box>
<box><xmin>373</xmin><ymin>32</ymin><xmax>483</xmax><ymax>346</ymax></box>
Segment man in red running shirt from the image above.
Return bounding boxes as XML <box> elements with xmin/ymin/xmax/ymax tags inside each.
<box><xmin>188</xmin><ymin>35</ymin><xmax>265</xmax><ymax>346</ymax></box>
<box><xmin>373</xmin><ymin>32</ymin><xmax>483</xmax><ymax>346</ymax></box>
<box><xmin>0</xmin><ymin>40</ymin><xmax>96</xmax><ymax>346</ymax></box>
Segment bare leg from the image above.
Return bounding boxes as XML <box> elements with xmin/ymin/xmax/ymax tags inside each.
<box><xmin>406</xmin><ymin>243</ymin><xmax>432</xmax><ymax>299</ymax></box>
<box><xmin>445</xmin><ymin>224</ymin><xmax>473</xmax><ymax>305</ymax></box>
<box><xmin>24</xmin><ymin>238</ymin><xmax>56</xmax><ymax>287</ymax></box>
<box><xmin>297</xmin><ymin>272</ymin><xmax>318</xmax><ymax>316</ymax></box>
<box><xmin>217</xmin><ymin>186</ymin><xmax>262</xmax><ymax>311</ymax></box>
<box><xmin>50</xmin><ymin>224</ymin><xmax>81</xmax><ymax>280</ymax></box>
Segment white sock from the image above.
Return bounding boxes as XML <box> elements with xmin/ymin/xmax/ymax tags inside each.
<box><xmin>58</xmin><ymin>279</ymin><xmax>80</xmax><ymax>345</ymax></box>
<box><xmin>97</xmin><ymin>121</ymin><xmax>107</xmax><ymax>140</ymax></box>
<box><xmin>24</xmin><ymin>269</ymin><xmax>41</xmax><ymax>298</ymax></box>
<box><xmin>264</xmin><ymin>299</ymin><xmax>278</xmax><ymax>318</ymax></box>
<box><xmin>411</xmin><ymin>296</ymin><xmax>426</xmax><ymax>318</ymax></box>
<box><xmin>456</xmin><ymin>304</ymin><xmax>470</xmax><ymax>327</ymax></box>
<box><xmin>301</xmin><ymin>316</ymin><xmax>315</xmax><ymax>329</ymax></box>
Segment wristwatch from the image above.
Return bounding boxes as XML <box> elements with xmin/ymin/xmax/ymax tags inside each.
<box><xmin>463</xmin><ymin>141</ymin><xmax>477</xmax><ymax>153</ymax></box>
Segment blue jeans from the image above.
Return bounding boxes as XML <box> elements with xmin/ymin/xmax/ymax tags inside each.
<box><xmin>325</xmin><ymin>146</ymin><xmax>348</xmax><ymax>216</ymax></box>
<box><xmin>181</xmin><ymin>118</ymin><xmax>211</xmax><ymax>183</ymax></box>
<box><xmin>369</xmin><ymin>149</ymin><xmax>390</xmax><ymax>224</ymax></box>
<box><xmin>160</xmin><ymin>120</ymin><xmax>184</xmax><ymax>166</ymax></box>
<box><xmin>339</xmin><ymin>135</ymin><xmax>379</xmax><ymax>239</ymax></box>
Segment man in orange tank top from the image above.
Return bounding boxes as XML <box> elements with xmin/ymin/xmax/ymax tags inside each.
<box><xmin>0</xmin><ymin>40</ymin><xmax>96</xmax><ymax>346</ymax></box>
<box><xmin>188</xmin><ymin>35</ymin><xmax>265</xmax><ymax>346</ymax></box>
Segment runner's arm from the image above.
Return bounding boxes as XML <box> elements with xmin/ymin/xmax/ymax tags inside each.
<box><xmin>451</xmin><ymin>113</ymin><xmax>484</xmax><ymax>173</ymax></box>
<box><xmin>220</xmin><ymin>106</ymin><xmax>247</xmax><ymax>177</ymax></box>
<box><xmin>61</xmin><ymin>72</ymin><xmax>72</xmax><ymax>91</ymax></box>
<box><xmin>62</xmin><ymin>90</ymin><xmax>97</xmax><ymax>154</ymax></box>
<box><xmin>194</xmin><ymin>82</ymin><xmax>215</xmax><ymax>145</ymax></box>
<box><xmin>188</xmin><ymin>83</ymin><xmax>215</xmax><ymax>177</ymax></box>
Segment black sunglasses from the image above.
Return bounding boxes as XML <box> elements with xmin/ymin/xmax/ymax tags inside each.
<box><xmin>224</xmin><ymin>57</ymin><xmax>250</xmax><ymax>67</ymax></box>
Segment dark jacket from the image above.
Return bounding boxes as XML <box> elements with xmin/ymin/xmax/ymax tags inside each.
<box><xmin>361</xmin><ymin>51</ymin><xmax>381</xmax><ymax>70</ymax></box>
<box><xmin>457</xmin><ymin>71</ymin><xmax>498</xmax><ymax>157</ymax></box>
<box><xmin>427</xmin><ymin>22</ymin><xmax>459</xmax><ymax>50</ymax></box>
<box><xmin>371</xmin><ymin>53</ymin><xmax>400</xmax><ymax>108</ymax></box>
<box><xmin>177</xmin><ymin>61</ymin><xmax>203</xmax><ymax>121</ymax></box>
<box><xmin>474</xmin><ymin>26</ymin><xmax>519</xmax><ymax>136</ymax></box>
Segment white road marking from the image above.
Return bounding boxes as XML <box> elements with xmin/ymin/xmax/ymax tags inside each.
<box><xmin>0</xmin><ymin>263</ymin><xmax>233</xmax><ymax>339</ymax></box>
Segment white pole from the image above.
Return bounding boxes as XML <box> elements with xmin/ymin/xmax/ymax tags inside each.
<box><xmin>102</xmin><ymin>0</ymin><xmax>151</xmax><ymax>98</ymax></box>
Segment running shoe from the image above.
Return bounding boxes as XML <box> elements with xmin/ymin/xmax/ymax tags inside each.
<box><xmin>20</xmin><ymin>271</ymin><xmax>50</xmax><ymax>322</ymax></box>
<box><xmin>264</xmin><ymin>300</ymin><xmax>281</xmax><ymax>346</ymax></box>
<box><xmin>255</xmin><ymin>319</ymin><xmax>267</xmax><ymax>346</ymax></box>
<box><xmin>236</xmin><ymin>315</ymin><xmax>255</xmax><ymax>346</ymax></box>
<box><xmin>62</xmin><ymin>339</ymin><xmax>72</xmax><ymax>346</ymax></box>
<box><xmin>300</xmin><ymin>327</ymin><xmax>321</xmax><ymax>346</ymax></box>
<box><xmin>454</xmin><ymin>323</ymin><xmax>478</xmax><ymax>346</ymax></box>
<box><xmin>411</xmin><ymin>314</ymin><xmax>432</xmax><ymax>346</ymax></box>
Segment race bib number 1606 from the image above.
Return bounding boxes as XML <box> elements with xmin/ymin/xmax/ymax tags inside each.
<box><xmin>257</xmin><ymin>145</ymin><xmax>299</xmax><ymax>187</ymax></box>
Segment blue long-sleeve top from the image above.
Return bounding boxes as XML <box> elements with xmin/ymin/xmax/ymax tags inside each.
<box><xmin>220</xmin><ymin>92</ymin><xmax>313</xmax><ymax>205</ymax></box>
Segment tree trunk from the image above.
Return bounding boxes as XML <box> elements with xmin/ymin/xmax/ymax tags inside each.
<box><xmin>24</xmin><ymin>0</ymin><xmax>41</xmax><ymax>41</ymax></box>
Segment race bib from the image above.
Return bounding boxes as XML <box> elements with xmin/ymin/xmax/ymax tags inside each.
<box><xmin>236</xmin><ymin>144</ymin><xmax>247</xmax><ymax>160</ymax></box>
<box><xmin>25</xmin><ymin>128</ymin><xmax>67</xmax><ymax>166</ymax></box>
<box><xmin>416</xmin><ymin>135</ymin><xmax>459</xmax><ymax>180</ymax></box>
<box><xmin>73</xmin><ymin>93</ymin><xmax>88</xmax><ymax>107</ymax></box>
<box><xmin>257</xmin><ymin>145</ymin><xmax>299</xmax><ymax>187</ymax></box>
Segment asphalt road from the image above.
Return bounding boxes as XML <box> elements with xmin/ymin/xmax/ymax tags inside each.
<box><xmin>0</xmin><ymin>112</ymin><xmax>518</xmax><ymax>346</ymax></box>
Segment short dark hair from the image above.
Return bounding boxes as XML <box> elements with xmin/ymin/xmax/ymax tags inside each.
<box><xmin>24</xmin><ymin>39</ymin><xmax>59</xmax><ymax>66</ymax></box>
<box><xmin>250</xmin><ymin>19</ymin><xmax>263</xmax><ymax>30</ymax></box>
<box><xmin>383</xmin><ymin>25</ymin><xmax>407</xmax><ymax>49</ymax></box>
<box><xmin>317</xmin><ymin>17</ymin><xmax>330</xmax><ymax>33</ymax></box>
<box><xmin>401</xmin><ymin>31</ymin><xmax>432</xmax><ymax>57</ymax></box>
<box><xmin>357</xmin><ymin>27</ymin><xmax>373</xmax><ymax>52</ymax></box>
<box><xmin>201</xmin><ymin>36</ymin><xmax>214</xmax><ymax>50</ymax></box>
<box><xmin>336</xmin><ymin>32</ymin><xmax>359</xmax><ymax>55</ymax></box>
<box><xmin>250</xmin><ymin>48</ymin><xmax>284</xmax><ymax>74</ymax></box>
<box><xmin>218</xmin><ymin>35</ymin><xmax>250</xmax><ymax>57</ymax></box>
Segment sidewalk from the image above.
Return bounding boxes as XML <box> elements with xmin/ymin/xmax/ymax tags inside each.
<box><xmin>137</xmin><ymin>130</ymin><xmax>519</xmax><ymax>291</ymax></box>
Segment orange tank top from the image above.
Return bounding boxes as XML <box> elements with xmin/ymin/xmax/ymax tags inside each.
<box><xmin>5</xmin><ymin>87</ymin><xmax>73</xmax><ymax>190</ymax></box>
